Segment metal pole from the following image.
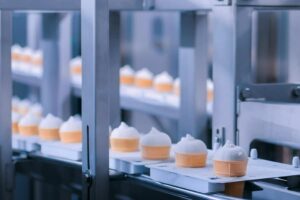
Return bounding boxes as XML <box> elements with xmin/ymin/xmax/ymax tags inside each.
<box><xmin>212</xmin><ymin>5</ymin><xmax>253</xmax><ymax>144</ymax></box>
<box><xmin>179</xmin><ymin>12</ymin><xmax>208</xmax><ymax>142</ymax></box>
<box><xmin>57</xmin><ymin>13</ymin><xmax>71</xmax><ymax>119</ymax></box>
<box><xmin>41</xmin><ymin>14</ymin><xmax>60</xmax><ymax>115</ymax></box>
<box><xmin>27</xmin><ymin>13</ymin><xmax>42</xmax><ymax>49</ymax></box>
<box><xmin>0</xmin><ymin>10</ymin><xmax>13</xmax><ymax>200</ymax></box>
<box><xmin>109</xmin><ymin>11</ymin><xmax>121</xmax><ymax>128</ymax></box>
<box><xmin>81</xmin><ymin>0</ymin><xmax>110</xmax><ymax>199</ymax></box>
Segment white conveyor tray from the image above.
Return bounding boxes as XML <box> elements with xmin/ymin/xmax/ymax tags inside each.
<box><xmin>12</xmin><ymin>134</ymin><xmax>41</xmax><ymax>152</ymax></box>
<box><xmin>40</xmin><ymin>141</ymin><xmax>82</xmax><ymax>161</ymax></box>
<box><xmin>148</xmin><ymin>154</ymin><xmax>300</xmax><ymax>194</ymax></box>
<box><xmin>109</xmin><ymin>147</ymin><xmax>175</xmax><ymax>174</ymax></box>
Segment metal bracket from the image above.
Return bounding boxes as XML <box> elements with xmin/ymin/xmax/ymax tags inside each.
<box><xmin>83</xmin><ymin>170</ymin><xmax>93</xmax><ymax>185</ymax></box>
<box><xmin>214</xmin><ymin>0</ymin><xmax>231</xmax><ymax>6</ymax></box>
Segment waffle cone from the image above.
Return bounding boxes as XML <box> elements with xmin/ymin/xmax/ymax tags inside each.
<box><xmin>39</xmin><ymin>128</ymin><xmax>60</xmax><ymax>141</ymax></box>
<box><xmin>142</xmin><ymin>145</ymin><xmax>170</xmax><ymax>160</ymax></box>
<box><xmin>19</xmin><ymin>125</ymin><xmax>38</xmax><ymax>136</ymax></box>
<box><xmin>207</xmin><ymin>90</ymin><xmax>213</xmax><ymax>102</ymax></box>
<box><xmin>135</xmin><ymin>78</ymin><xmax>153</xmax><ymax>88</ymax></box>
<box><xmin>110</xmin><ymin>138</ymin><xmax>139</xmax><ymax>152</ymax></box>
<box><xmin>12</xmin><ymin>122</ymin><xmax>19</xmax><ymax>134</ymax></box>
<box><xmin>12</xmin><ymin>53</ymin><xmax>21</xmax><ymax>61</ymax></box>
<box><xmin>32</xmin><ymin>58</ymin><xmax>43</xmax><ymax>66</ymax></box>
<box><xmin>71</xmin><ymin>66</ymin><xmax>82</xmax><ymax>75</ymax></box>
<box><xmin>224</xmin><ymin>182</ymin><xmax>245</xmax><ymax>198</ymax></box>
<box><xmin>176</xmin><ymin>153</ymin><xmax>207</xmax><ymax>168</ymax></box>
<box><xmin>21</xmin><ymin>55</ymin><xmax>32</xmax><ymax>63</ymax></box>
<box><xmin>60</xmin><ymin>131</ymin><xmax>82</xmax><ymax>143</ymax></box>
<box><xmin>120</xmin><ymin>76</ymin><xmax>135</xmax><ymax>85</ymax></box>
<box><xmin>214</xmin><ymin>160</ymin><xmax>247</xmax><ymax>177</ymax></box>
<box><xmin>155</xmin><ymin>83</ymin><xmax>173</xmax><ymax>93</ymax></box>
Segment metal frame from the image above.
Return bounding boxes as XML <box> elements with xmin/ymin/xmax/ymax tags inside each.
<box><xmin>41</xmin><ymin>13</ymin><xmax>72</xmax><ymax>119</ymax></box>
<box><xmin>0</xmin><ymin>1</ymin><xmax>80</xmax><ymax>200</ymax></box>
<box><xmin>81</xmin><ymin>0</ymin><xmax>211</xmax><ymax>141</ymax></box>
<box><xmin>0</xmin><ymin>10</ymin><xmax>13</xmax><ymax>200</ymax></box>
<box><xmin>213</xmin><ymin>0</ymin><xmax>300</xmax><ymax>145</ymax></box>
<box><xmin>81</xmin><ymin>0</ymin><xmax>211</xmax><ymax>199</ymax></box>
<box><xmin>2</xmin><ymin>0</ymin><xmax>210</xmax><ymax>200</ymax></box>
<box><xmin>12</xmin><ymin>13</ymin><xmax>72</xmax><ymax>119</ymax></box>
<box><xmin>81</xmin><ymin>0</ymin><xmax>109</xmax><ymax>200</ymax></box>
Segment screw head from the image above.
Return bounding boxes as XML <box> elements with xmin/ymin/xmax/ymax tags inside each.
<box><xmin>240</xmin><ymin>88</ymin><xmax>251</xmax><ymax>100</ymax></box>
<box><xmin>83</xmin><ymin>171</ymin><xmax>93</xmax><ymax>184</ymax></box>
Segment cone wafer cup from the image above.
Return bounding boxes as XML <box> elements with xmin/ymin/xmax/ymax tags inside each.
<box><xmin>176</xmin><ymin>153</ymin><xmax>207</xmax><ymax>168</ymax></box>
<box><xmin>142</xmin><ymin>145</ymin><xmax>170</xmax><ymax>160</ymax></box>
<box><xmin>110</xmin><ymin>138</ymin><xmax>139</xmax><ymax>152</ymax></box>
<box><xmin>39</xmin><ymin>128</ymin><xmax>60</xmax><ymax>141</ymax></box>
<box><xmin>155</xmin><ymin>83</ymin><xmax>173</xmax><ymax>93</ymax></box>
<box><xmin>60</xmin><ymin>131</ymin><xmax>82</xmax><ymax>143</ymax></box>
<box><xmin>224</xmin><ymin>181</ymin><xmax>245</xmax><ymax>198</ymax></box>
<box><xmin>12</xmin><ymin>122</ymin><xmax>19</xmax><ymax>134</ymax></box>
<box><xmin>19</xmin><ymin>125</ymin><xmax>38</xmax><ymax>136</ymax></box>
<box><xmin>214</xmin><ymin>160</ymin><xmax>247</xmax><ymax>177</ymax></box>
<box><xmin>120</xmin><ymin>76</ymin><xmax>135</xmax><ymax>85</ymax></box>
<box><xmin>135</xmin><ymin>79</ymin><xmax>153</xmax><ymax>88</ymax></box>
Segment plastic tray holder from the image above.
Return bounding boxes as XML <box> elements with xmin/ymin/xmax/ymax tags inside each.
<box><xmin>12</xmin><ymin>134</ymin><xmax>41</xmax><ymax>151</ymax></box>
<box><xmin>109</xmin><ymin>149</ymin><xmax>175</xmax><ymax>174</ymax></box>
<box><xmin>149</xmin><ymin>157</ymin><xmax>300</xmax><ymax>194</ymax></box>
<box><xmin>40</xmin><ymin>141</ymin><xmax>82</xmax><ymax>161</ymax></box>
<box><xmin>120</xmin><ymin>85</ymin><xmax>143</xmax><ymax>98</ymax></box>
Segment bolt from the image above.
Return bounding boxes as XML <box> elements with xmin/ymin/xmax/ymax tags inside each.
<box><xmin>83</xmin><ymin>171</ymin><xmax>93</xmax><ymax>184</ymax></box>
<box><xmin>293</xmin><ymin>86</ymin><xmax>300</xmax><ymax>97</ymax></box>
<box><xmin>240</xmin><ymin>88</ymin><xmax>251</xmax><ymax>100</ymax></box>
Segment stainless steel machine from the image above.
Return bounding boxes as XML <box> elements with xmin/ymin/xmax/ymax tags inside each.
<box><xmin>213</xmin><ymin>0</ymin><xmax>300</xmax><ymax>199</ymax></box>
<box><xmin>1</xmin><ymin>0</ymin><xmax>300</xmax><ymax>200</ymax></box>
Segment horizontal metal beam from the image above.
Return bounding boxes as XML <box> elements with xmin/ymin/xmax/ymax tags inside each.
<box><xmin>240</xmin><ymin>83</ymin><xmax>300</xmax><ymax>103</ymax></box>
<box><xmin>0</xmin><ymin>0</ymin><xmax>211</xmax><ymax>11</ymax></box>
<box><xmin>150</xmin><ymin>0</ymin><xmax>211</xmax><ymax>11</ymax></box>
<box><xmin>0</xmin><ymin>0</ymin><xmax>80</xmax><ymax>10</ymax></box>
<box><xmin>71</xmin><ymin>85</ymin><xmax>179</xmax><ymax>119</ymax></box>
<box><xmin>121</xmin><ymin>96</ymin><xmax>179</xmax><ymax>120</ymax></box>
<box><xmin>111</xmin><ymin>0</ymin><xmax>212</xmax><ymax>11</ymax></box>
<box><xmin>12</xmin><ymin>73</ymin><xmax>41</xmax><ymax>88</ymax></box>
<box><xmin>236</xmin><ymin>0</ymin><xmax>300</xmax><ymax>7</ymax></box>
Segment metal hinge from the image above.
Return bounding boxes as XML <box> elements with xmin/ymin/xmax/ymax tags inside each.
<box><xmin>214</xmin><ymin>0</ymin><xmax>232</xmax><ymax>6</ymax></box>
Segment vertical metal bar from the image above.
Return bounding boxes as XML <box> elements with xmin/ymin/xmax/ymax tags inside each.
<box><xmin>0</xmin><ymin>10</ymin><xmax>13</xmax><ymax>200</ymax></box>
<box><xmin>57</xmin><ymin>13</ymin><xmax>71</xmax><ymax>119</ymax></box>
<box><xmin>179</xmin><ymin>12</ymin><xmax>208</xmax><ymax>142</ymax></box>
<box><xmin>82</xmin><ymin>0</ymin><xmax>109</xmax><ymax>199</ymax></box>
<box><xmin>109</xmin><ymin>11</ymin><xmax>121</xmax><ymax>128</ymax></box>
<box><xmin>287</xmin><ymin>11</ymin><xmax>300</xmax><ymax>83</ymax></box>
<box><xmin>212</xmin><ymin>5</ymin><xmax>252</xmax><ymax>144</ymax></box>
<box><xmin>253</xmin><ymin>12</ymin><xmax>279</xmax><ymax>83</ymax></box>
<box><xmin>41</xmin><ymin>14</ymin><xmax>59</xmax><ymax>115</ymax></box>
<box><xmin>26</xmin><ymin>13</ymin><xmax>42</xmax><ymax>102</ymax></box>
<box><xmin>27</xmin><ymin>13</ymin><xmax>42</xmax><ymax>49</ymax></box>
